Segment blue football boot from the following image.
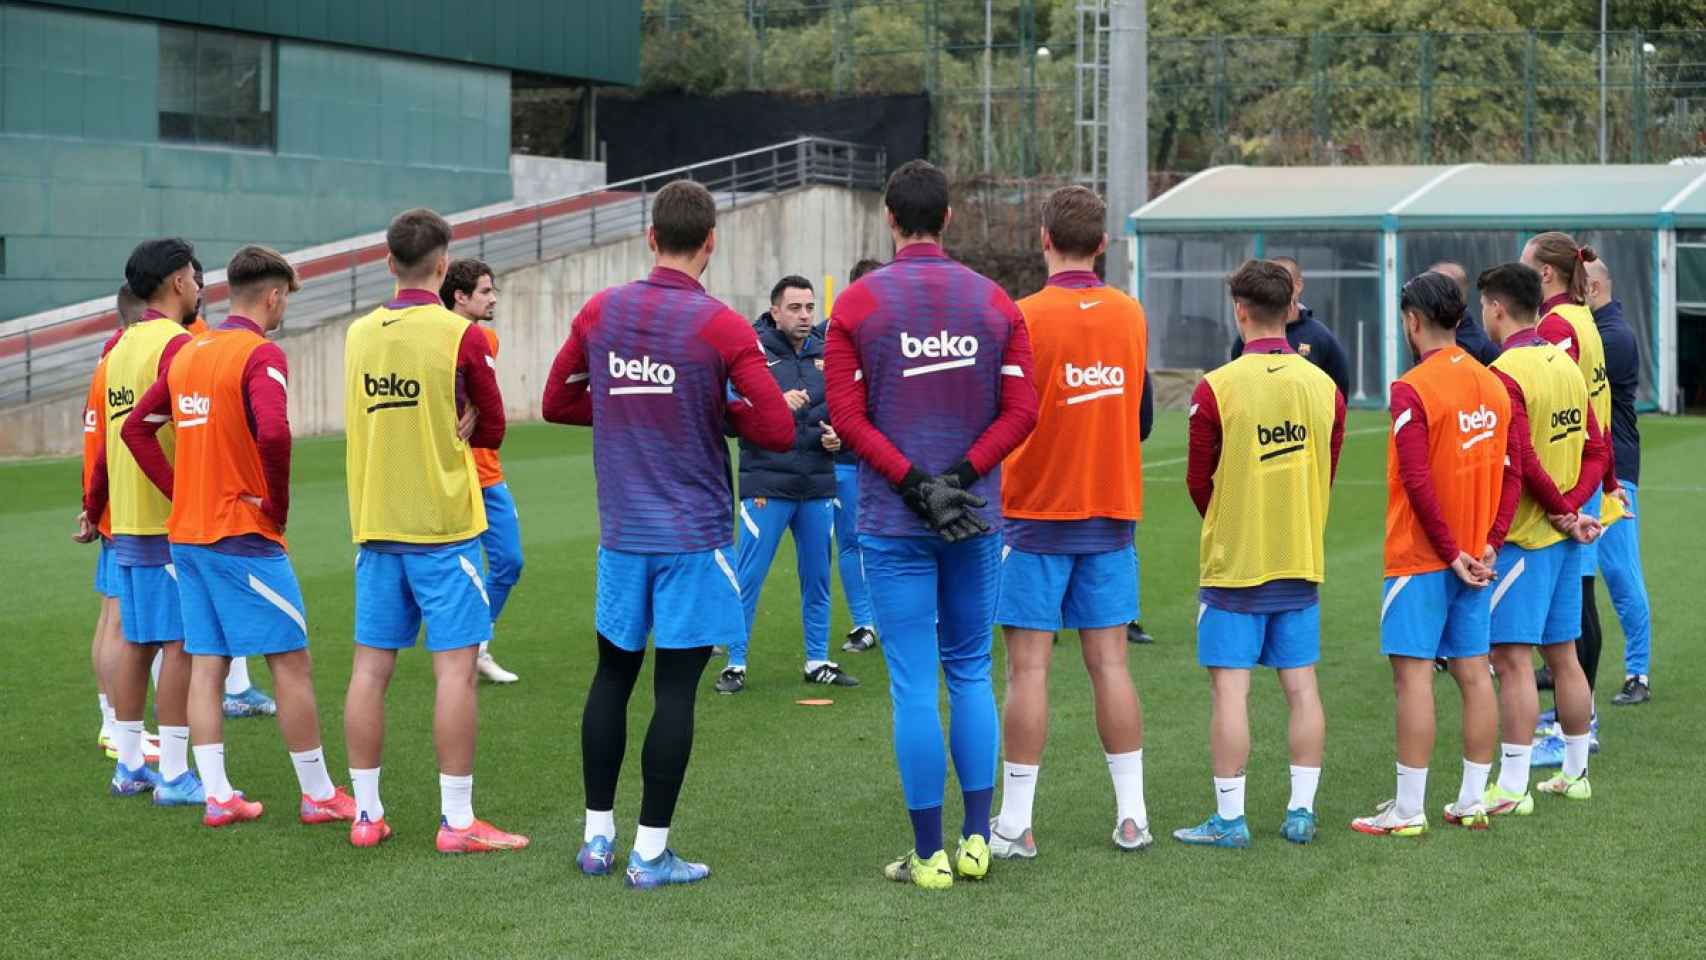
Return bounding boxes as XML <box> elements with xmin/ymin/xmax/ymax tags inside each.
<box><xmin>224</xmin><ymin>686</ymin><xmax>278</xmax><ymax>718</ymax></box>
<box><xmin>110</xmin><ymin>762</ymin><xmax>161</xmax><ymax>797</ymax></box>
<box><xmin>624</xmin><ymin>848</ymin><xmax>710</xmax><ymax>890</ymax></box>
<box><xmin>1172</xmin><ymin>814</ymin><xmax>1251</xmax><ymax>848</ymax></box>
<box><xmin>1281</xmin><ymin>807</ymin><xmax>1318</xmax><ymax>844</ymax></box>
<box><xmin>153</xmin><ymin>770</ymin><xmax>206</xmax><ymax>806</ymax></box>
<box><xmin>577</xmin><ymin>836</ymin><xmax>616</xmax><ymax>876</ymax></box>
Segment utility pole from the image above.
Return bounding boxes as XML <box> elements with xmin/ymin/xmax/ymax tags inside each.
<box><xmin>1105</xmin><ymin>0</ymin><xmax>1147</xmax><ymax>290</ymax></box>
<box><xmin>983</xmin><ymin>0</ymin><xmax>993</xmax><ymax>174</ymax></box>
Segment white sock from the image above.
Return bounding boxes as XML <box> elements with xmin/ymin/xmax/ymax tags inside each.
<box><xmin>1288</xmin><ymin>765</ymin><xmax>1321</xmax><ymax>813</ymax></box>
<box><xmin>479</xmin><ymin>640</ymin><xmax>490</xmax><ymax>656</ymax></box>
<box><xmin>633</xmin><ymin>824</ymin><xmax>669</xmax><ymax>861</ymax></box>
<box><xmin>1106</xmin><ymin>749</ymin><xmax>1147</xmax><ymax>826</ymax></box>
<box><xmin>351</xmin><ymin>767</ymin><xmax>384</xmax><ymax>822</ymax></box>
<box><xmin>149</xmin><ymin>649</ymin><xmax>162</xmax><ymax>690</ymax></box>
<box><xmin>585</xmin><ymin>809</ymin><xmax>616</xmax><ymax>843</ymax></box>
<box><xmin>1394</xmin><ymin>763</ymin><xmax>1428</xmax><ymax>818</ymax></box>
<box><xmin>804</xmin><ymin>659</ymin><xmax>829</xmax><ymax>674</ymax></box>
<box><xmin>99</xmin><ymin>695</ymin><xmax>114</xmax><ymax>734</ymax></box>
<box><xmin>290</xmin><ymin>747</ymin><xmax>336</xmax><ymax>801</ymax></box>
<box><xmin>224</xmin><ymin>657</ymin><xmax>251</xmax><ymax>695</ymax></box>
<box><xmin>995</xmin><ymin>761</ymin><xmax>1040</xmax><ymax>835</ymax></box>
<box><xmin>1561</xmin><ymin>732</ymin><xmax>1591</xmax><ymax>778</ymax></box>
<box><xmin>194</xmin><ymin>743</ymin><xmax>234</xmax><ymax>802</ymax></box>
<box><xmin>1213</xmin><ymin>775</ymin><xmax>1245</xmax><ymax>821</ymax></box>
<box><xmin>114</xmin><ymin>719</ymin><xmax>144</xmax><ymax>770</ymax></box>
<box><xmin>1497</xmin><ymin>742</ymin><xmax>1532</xmax><ymax>795</ymax></box>
<box><xmin>158</xmin><ymin>725</ymin><xmax>190</xmax><ymax>780</ymax></box>
<box><xmin>1458</xmin><ymin>758</ymin><xmax>1492</xmax><ymax>808</ymax></box>
<box><xmin>440</xmin><ymin>773</ymin><xmax>475</xmax><ymax>830</ymax></box>
<box><xmin>1634</xmin><ymin>673</ymin><xmax>1649</xmax><ymax>686</ymax></box>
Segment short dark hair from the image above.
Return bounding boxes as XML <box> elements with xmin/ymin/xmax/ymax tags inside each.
<box><xmin>115</xmin><ymin>284</ymin><xmax>145</xmax><ymax>326</ymax></box>
<box><xmin>1041</xmin><ymin>185</ymin><xmax>1106</xmax><ymax>258</ymax></box>
<box><xmin>226</xmin><ymin>245</ymin><xmax>300</xmax><ymax>300</ymax></box>
<box><xmin>1476</xmin><ymin>262</ymin><xmax>1543</xmax><ymax>322</ymax></box>
<box><xmin>849</xmin><ymin>258</ymin><xmax>883</xmax><ymax>283</ymax></box>
<box><xmin>652</xmin><ymin>180</ymin><xmax>717</xmax><ymax>255</ymax></box>
<box><xmin>884</xmin><ymin>159</ymin><xmax>950</xmax><ymax>238</ymax></box>
<box><xmin>1270</xmin><ymin>255</ymin><xmax>1300</xmax><ymax>278</ymax></box>
<box><xmin>1399</xmin><ymin>271</ymin><xmax>1465</xmax><ymax>331</ymax></box>
<box><xmin>124</xmin><ymin>237</ymin><xmax>195</xmax><ymax>300</ymax></box>
<box><xmin>770</xmin><ymin>274</ymin><xmax>813</xmax><ymax>305</ymax></box>
<box><xmin>386</xmin><ymin>208</ymin><xmax>453</xmax><ymax>274</ymax></box>
<box><xmin>441</xmin><ymin>258</ymin><xmax>494</xmax><ymax>309</ymax></box>
<box><xmin>1228</xmin><ymin>259</ymin><xmax>1294</xmax><ymax>325</ymax></box>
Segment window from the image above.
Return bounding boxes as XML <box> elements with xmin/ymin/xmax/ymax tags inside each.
<box><xmin>159</xmin><ymin>26</ymin><xmax>274</xmax><ymax>149</ymax></box>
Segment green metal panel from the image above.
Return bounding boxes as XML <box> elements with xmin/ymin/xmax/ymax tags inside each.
<box><xmin>39</xmin><ymin>0</ymin><xmax>639</xmax><ymax>84</ymax></box>
<box><xmin>0</xmin><ymin>3</ymin><xmax>156</xmax><ymax>139</ymax></box>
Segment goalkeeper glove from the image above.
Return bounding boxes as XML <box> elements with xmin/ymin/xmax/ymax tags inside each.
<box><xmin>898</xmin><ymin>462</ymin><xmax>990</xmax><ymax>542</ymax></box>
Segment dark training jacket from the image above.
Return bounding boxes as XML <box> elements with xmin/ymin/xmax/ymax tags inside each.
<box><xmin>736</xmin><ymin>314</ymin><xmax>836</xmax><ymax>500</ymax></box>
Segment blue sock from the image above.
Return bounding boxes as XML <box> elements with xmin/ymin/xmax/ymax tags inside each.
<box><xmin>908</xmin><ymin>805</ymin><xmax>944</xmax><ymax>857</ymax></box>
<box><xmin>961</xmin><ymin>787</ymin><xmax>993</xmax><ymax>840</ymax></box>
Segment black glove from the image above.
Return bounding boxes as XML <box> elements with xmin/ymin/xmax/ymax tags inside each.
<box><xmin>898</xmin><ymin>464</ymin><xmax>989</xmax><ymax>541</ymax></box>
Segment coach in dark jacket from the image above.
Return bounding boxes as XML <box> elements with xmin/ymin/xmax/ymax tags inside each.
<box><xmin>718</xmin><ymin>275</ymin><xmax>857</xmax><ymax>695</ymax></box>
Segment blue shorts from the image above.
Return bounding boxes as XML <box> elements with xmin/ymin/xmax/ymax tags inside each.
<box><xmin>597</xmin><ymin>549</ymin><xmax>743</xmax><ymax>654</ymax></box>
<box><xmin>93</xmin><ymin>539</ymin><xmax>120</xmax><ymax>598</ymax></box>
<box><xmin>171</xmin><ymin>543</ymin><xmax>308</xmax><ymax>658</ymax></box>
<box><xmin>1489</xmin><ymin>539</ymin><xmax>1581</xmax><ymax>646</ymax></box>
<box><xmin>1196</xmin><ymin>601</ymin><xmax>1320</xmax><ymax>669</ymax></box>
<box><xmin>995</xmin><ymin>544</ymin><xmax>1139</xmax><ymax>631</ymax></box>
<box><xmin>355</xmin><ymin>541</ymin><xmax>492</xmax><ymax>652</ymax></box>
<box><xmin>115</xmin><ymin>562</ymin><xmax>183</xmax><ymax>645</ymax></box>
<box><xmin>595</xmin><ymin>546</ymin><xmax>743</xmax><ymax>652</ymax></box>
<box><xmin>1380</xmin><ymin>568</ymin><xmax>1490</xmax><ymax>660</ymax></box>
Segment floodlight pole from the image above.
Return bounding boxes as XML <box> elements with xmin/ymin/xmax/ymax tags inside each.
<box><xmin>1106</xmin><ymin>0</ymin><xmax>1147</xmax><ymax>290</ymax></box>
<box><xmin>1599</xmin><ymin>0</ymin><xmax>1608</xmax><ymax>164</ymax></box>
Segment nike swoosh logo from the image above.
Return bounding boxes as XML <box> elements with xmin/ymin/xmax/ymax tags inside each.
<box><xmin>382</xmin><ymin>317</ymin><xmax>404</xmax><ymax>327</ymax></box>
<box><xmin>1219</xmin><ymin>787</ymin><xmax>1236</xmax><ymax>793</ymax></box>
<box><xmin>766</xmin><ymin>359</ymin><xmax>781</xmax><ymax>367</ymax></box>
<box><xmin>1451</xmin><ymin>354</ymin><xmax>1466</xmax><ymax>363</ymax></box>
<box><xmin>1079</xmin><ymin>300</ymin><xmax>1100</xmax><ymax>310</ymax></box>
<box><xmin>1266</xmin><ymin>366</ymin><xmax>1284</xmax><ymax>374</ymax></box>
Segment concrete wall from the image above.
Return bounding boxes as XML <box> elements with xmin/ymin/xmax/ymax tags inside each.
<box><xmin>510</xmin><ymin>156</ymin><xmax>606</xmax><ymax>205</ymax></box>
<box><xmin>0</xmin><ymin>185</ymin><xmax>888</xmax><ymax>457</ymax></box>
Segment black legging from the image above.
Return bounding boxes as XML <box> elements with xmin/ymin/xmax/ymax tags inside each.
<box><xmin>581</xmin><ymin>635</ymin><xmax>713</xmax><ymax>829</ymax></box>
<box><xmin>1577</xmin><ymin>577</ymin><xmax>1602</xmax><ymax>694</ymax></box>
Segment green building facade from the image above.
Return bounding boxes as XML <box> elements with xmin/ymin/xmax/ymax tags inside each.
<box><xmin>0</xmin><ymin>0</ymin><xmax>638</xmax><ymax>319</ymax></box>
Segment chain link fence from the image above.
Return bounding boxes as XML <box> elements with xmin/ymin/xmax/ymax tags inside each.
<box><xmin>639</xmin><ymin>2</ymin><xmax>1706</xmax><ymax>181</ymax></box>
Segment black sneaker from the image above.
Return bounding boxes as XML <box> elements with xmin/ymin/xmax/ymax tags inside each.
<box><xmin>1127</xmin><ymin>621</ymin><xmax>1154</xmax><ymax>645</ymax></box>
<box><xmin>805</xmin><ymin>663</ymin><xmax>859</xmax><ymax>687</ymax></box>
<box><xmin>714</xmin><ymin>668</ymin><xmax>746</xmax><ymax>695</ymax></box>
<box><xmin>1611</xmin><ymin>676</ymin><xmax>1650</xmax><ymax>705</ymax></box>
<box><xmin>1535</xmin><ymin>664</ymin><xmax>1554</xmax><ymax>690</ymax></box>
<box><xmin>842</xmin><ymin>627</ymin><xmax>877</xmax><ymax>653</ymax></box>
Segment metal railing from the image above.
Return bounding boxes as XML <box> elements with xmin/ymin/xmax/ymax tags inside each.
<box><xmin>0</xmin><ymin>136</ymin><xmax>886</xmax><ymax>408</ymax></box>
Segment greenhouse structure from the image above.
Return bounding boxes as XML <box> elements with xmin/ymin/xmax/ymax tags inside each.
<box><xmin>1127</xmin><ymin>164</ymin><xmax>1706</xmax><ymax>412</ymax></box>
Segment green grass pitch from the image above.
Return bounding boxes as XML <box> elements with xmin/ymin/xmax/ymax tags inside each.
<box><xmin>3</xmin><ymin>411</ymin><xmax>1703</xmax><ymax>958</ymax></box>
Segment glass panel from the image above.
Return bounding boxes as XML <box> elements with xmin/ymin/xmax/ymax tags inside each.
<box><xmin>158</xmin><ymin>26</ymin><xmax>196</xmax><ymax>142</ymax></box>
<box><xmin>158</xmin><ymin>26</ymin><xmax>273</xmax><ymax>149</ymax></box>
<box><xmin>1263</xmin><ymin>232</ymin><xmax>1383</xmax><ymax>404</ymax></box>
<box><xmin>1679</xmin><ymin>241</ymin><xmax>1706</xmax><ymax>306</ymax></box>
<box><xmin>1402</xmin><ymin>229</ymin><xmax>1656</xmax><ymax>406</ymax></box>
<box><xmin>1142</xmin><ymin>233</ymin><xmax>1254</xmax><ymax>371</ymax></box>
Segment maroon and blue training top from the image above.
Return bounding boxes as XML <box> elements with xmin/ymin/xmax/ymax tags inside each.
<box><xmin>543</xmin><ymin>267</ymin><xmax>793</xmax><ymax>554</ymax></box>
<box><xmin>824</xmin><ymin>243</ymin><xmax>1038</xmax><ymax>537</ymax></box>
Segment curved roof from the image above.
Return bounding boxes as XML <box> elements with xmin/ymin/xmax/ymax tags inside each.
<box><xmin>1130</xmin><ymin>164</ymin><xmax>1706</xmax><ymax>233</ymax></box>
